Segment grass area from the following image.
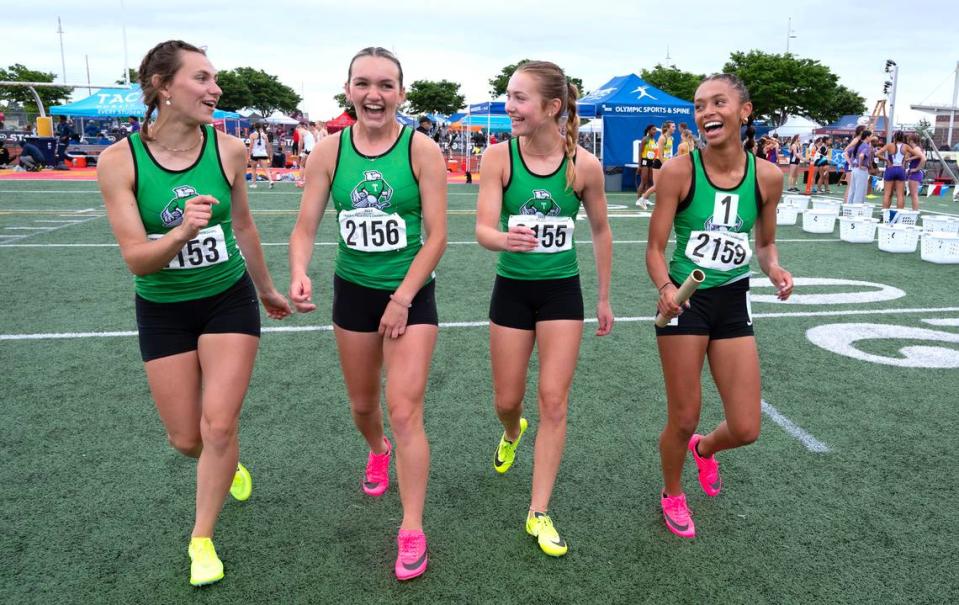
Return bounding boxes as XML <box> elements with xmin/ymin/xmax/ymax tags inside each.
<box><xmin>1</xmin><ymin>180</ymin><xmax>958</xmax><ymax>604</ymax></box>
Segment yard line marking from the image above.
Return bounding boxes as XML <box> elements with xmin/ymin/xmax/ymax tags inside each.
<box><xmin>0</xmin><ymin>214</ymin><xmax>102</xmax><ymax>243</ymax></box>
<box><xmin>5</xmin><ymin>227</ymin><xmax>52</xmax><ymax>230</ymax></box>
<box><xmin>5</xmin><ymin>305</ymin><xmax>959</xmax><ymax>341</ymax></box>
<box><xmin>761</xmin><ymin>399</ymin><xmax>830</xmax><ymax>453</ymax></box>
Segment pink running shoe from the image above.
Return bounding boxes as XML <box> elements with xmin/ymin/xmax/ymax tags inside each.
<box><xmin>688</xmin><ymin>434</ymin><xmax>722</xmax><ymax>497</ymax></box>
<box><xmin>661</xmin><ymin>492</ymin><xmax>695</xmax><ymax>538</ymax></box>
<box><xmin>395</xmin><ymin>529</ymin><xmax>428</xmax><ymax>580</ymax></box>
<box><xmin>362</xmin><ymin>438</ymin><xmax>391</xmax><ymax>497</ymax></box>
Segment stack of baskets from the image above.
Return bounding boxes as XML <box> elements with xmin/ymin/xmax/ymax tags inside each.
<box><xmin>802</xmin><ymin>198</ymin><xmax>841</xmax><ymax>234</ymax></box>
<box><xmin>919</xmin><ymin>215</ymin><xmax>959</xmax><ymax>264</ymax></box>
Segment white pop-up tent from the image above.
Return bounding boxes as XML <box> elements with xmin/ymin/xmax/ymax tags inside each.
<box><xmin>263</xmin><ymin>111</ymin><xmax>299</xmax><ymax>125</ymax></box>
<box><xmin>769</xmin><ymin>115</ymin><xmax>821</xmax><ymax>139</ymax></box>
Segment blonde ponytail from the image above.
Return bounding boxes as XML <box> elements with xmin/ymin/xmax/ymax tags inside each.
<box><xmin>563</xmin><ymin>81</ymin><xmax>579</xmax><ymax>191</ymax></box>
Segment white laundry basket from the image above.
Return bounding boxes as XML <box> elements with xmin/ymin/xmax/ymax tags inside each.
<box><xmin>782</xmin><ymin>195</ymin><xmax>810</xmax><ymax>211</ymax></box>
<box><xmin>877</xmin><ymin>224</ymin><xmax>921</xmax><ymax>253</ymax></box>
<box><xmin>777</xmin><ymin>204</ymin><xmax>800</xmax><ymax>225</ymax></box>
<box><xmin>811</xmin><ymin>198</ymin><xmax>841</xmax><ymax>214</ymax></box>
<box><xmin>802</xmin><ymin>209</ymin><xmax>837</xmax><ymax>234</ymax></box>
<box><xmin>921</xmin><ymin>215</ymin><xmax>959</xmax><ymax>234</ymax></box>
<box><xmin>841</xmin><ymin>204</ymin><xmax>874</xmax><ymax>219</ymax></box>
<box><xmin>920</xmin><ymin>232</ymin><xmax>959</xmax><ymax>264</ymax></box>
<box><xmin>839</xmin><ymin>217</ymin><xmax>879</xmax><ymax>243</ymax></box>
<box><xmin>882</xmin><ymin>209</ymin><xmax>920</xmax><ymax>226</ymax></box>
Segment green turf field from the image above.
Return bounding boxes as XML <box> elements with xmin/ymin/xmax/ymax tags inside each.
<box><xmin>2</xmin><ymin>180</ymin><xmax>958</xmax><ymax>604</ymax></box>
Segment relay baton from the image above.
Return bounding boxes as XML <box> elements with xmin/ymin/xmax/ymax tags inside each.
<box><xmin>654</xmin><ymin>269</ymin><xmax>706</xmax><ymax>327</ymax></box>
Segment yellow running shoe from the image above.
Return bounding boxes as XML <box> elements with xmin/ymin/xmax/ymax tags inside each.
<box><xmin>230</xmin><ymin>463</ymin><xmax>252</xmax><ymax>501</ymax></box>
<box><xmin>188</xmin><ymin>537</ymin><xmax>224</xmax><ymax>586</ymax></box>
<box><xmin>493</xmin><ymin>417</ymin><xmax>528</xmax><ymax>474</ymax></box>
<box><xmin>525</xmin><ymin>511</ymin><xmax>568</xmax><ymax>557</ymax></box>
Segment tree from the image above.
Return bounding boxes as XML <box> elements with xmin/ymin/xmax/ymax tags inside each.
<box><xmin>231</xmin><ymin>67</ymin><xmax>301</xmax><ymax>115</ymax></box>
<box><xmin>405</xmin><ymin>79</ymin><xmax>464</xmax><ymax>116</ymax></box>
<box><xmin>333</xmin><ymin>92</ymin><xmax>356</xmax><ymax>118</ymax></box>
<box><xmin>488</xmin><ymin>60</ymin><xmax>583</xmax><ymax>99</ymax></box>
<box><xmin>115</xmin><ymin>68</ymin><xmax>138</xmax><ymax>86</ymax></box>
<box><xmin>722</xmin><ymin>51</ymin><xmax>865</xmax><ymax>128</ymax></box>
<box><xmin>215</xmin><ymin>70</ymin><xmax>253</xmax><ymax>111</ymax></box>
<box><xmin>640</xmin><ymin>64</ymin><xmax>705</xmax><ymax>102</ymax></box>
<box><xmin>0</xmin><ymin>64</ymin><xmax>71</xmax><ymax>110</ymax></box>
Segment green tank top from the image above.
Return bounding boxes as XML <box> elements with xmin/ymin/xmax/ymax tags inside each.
<box><xmin>669</xmin><ymin>149</ymin><xmax>761</xmax><ymax>289</ymax></box>
<box><xmin>330</xmin><ymin>126</ymin><xmax>424</xmax><ymax>290</ymax></box>
<box><xmin>129</xmin><ymin>125</ymin><xmax>245</xmax><ymax>303</ymax></box>
<box><xmin>497</xmin><ymin>138</ymin><xmax>580</xmax><ymax>280</ymax></box>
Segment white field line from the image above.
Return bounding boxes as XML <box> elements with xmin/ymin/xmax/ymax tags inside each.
<box><xmin>0</xmin><ymin>238</ymin><xmax>842</xmax><ymax>249</ymax></box>
<box><xmin>0</xmin><ymin>214</ymin><xmax>101</xmax><ymax>243</ymax></box>
<box><xmin>5</xmin><ymin>305</ymin><xmax>959</xmax><ymax>341</ymax></box>
<box><xmin>761</xmin><ymin>399</ymin><xmax>830</xmax><ymax>453</ymax></box>
<box><xmin>34</xmin><ymin>219</ymin><xmax>88</xmax><ymax>223</ymax></box>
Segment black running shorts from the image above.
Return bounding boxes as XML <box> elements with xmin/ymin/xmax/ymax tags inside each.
<box><xmin>488</xmin><ymin>274</ymin><xmax>584</xmax><ymax>330</ymax></box>
<box><xmin>332</xmin><ymin>273</ymin><xmax>438</xmax><ymax>333</ymax></box>
<box><xmin>655</xmin><ymin>276</ymin><xmax>754</xmax><ymax>340</ymax></box>
<box><xmin>135</xmin><ymin>272</ymin><xmax>261</xmax><ymax>362</ymax></box>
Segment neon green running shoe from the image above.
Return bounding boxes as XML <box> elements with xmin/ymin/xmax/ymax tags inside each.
<box><xmin>525</xmin><ymin>511</ymin><xmax>568</xmax><ymax>557</ymax></box>
<box><xmin>493</xmin><ymin>417</ymin><xmax>528</xmax><ymax>474</ymax></box>
<box><xmin>188</xmin><ymin>537</ymin><xmax>224</xmax><ymax>586</ymax></box>
<box><xmin>230</xmin><ymin>462</ymin><xmax>252</xmax><ymax>501</ymax></box>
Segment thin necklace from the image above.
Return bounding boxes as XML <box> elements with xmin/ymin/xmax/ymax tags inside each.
<box><xmin>153</xmin><ymin>129</ymin><xmax>202</xmax><ymax>153</ymax></box>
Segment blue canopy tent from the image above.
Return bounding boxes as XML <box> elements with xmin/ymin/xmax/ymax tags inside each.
<box><xmin>577</xmin><ymin>74</ymin><xmax>696</xmax><ymax>182</ymax></box>
<box><xmin>50</xmin><ymin>85</ymin><xmax>245</xmax><ymax>135</ymax></box>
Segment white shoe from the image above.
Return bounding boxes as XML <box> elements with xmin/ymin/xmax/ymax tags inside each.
<box><xmin>636</xmin><ymin>197</ymin><xmax>648</xmax><ymax>210</ymax></box>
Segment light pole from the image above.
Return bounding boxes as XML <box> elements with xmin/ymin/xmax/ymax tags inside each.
<box><xmin>57</xmin><ymin>17</ymin><xmax>67</xmax><ymax>83</ymax></box>
<box><xmin>884</xmin><ymin>60</ymin><xmax>899</xmax><ymax>143</ymax></box>
<box><xmin>786</xmin><ymin>17</ymin><xmax>797</xmax><ymax>54</ymax></box>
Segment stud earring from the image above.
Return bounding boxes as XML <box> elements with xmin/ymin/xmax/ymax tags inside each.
<box><xmin>165</xmin><ymin>98</ymin><xmax>172</xmax><ymax>106</ymax></box>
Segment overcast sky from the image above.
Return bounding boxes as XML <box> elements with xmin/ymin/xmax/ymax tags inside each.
<box><xmin>7</xmin><ymin>1</ymin><xmax>956</xmax><ymax>126</ymax></box>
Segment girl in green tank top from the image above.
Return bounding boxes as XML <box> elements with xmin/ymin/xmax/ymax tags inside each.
<box><xmin>475</xmin><ymin>60</ymin><xmax>613</xmax><ymax>557</ymax></box>
<box><xmin>97</xmin><ymin>40</ymin><xmax>290</xmax><ymax>587</ymax></box>
<box><xmin>287</xmin><ymin>47</ymin><xmax>448</xmax><ymax>581</ymax></box>
<box><xmin>645</xmin><ymin>74</ymin><xmax>793</xmax><ymax>540</ymax></box>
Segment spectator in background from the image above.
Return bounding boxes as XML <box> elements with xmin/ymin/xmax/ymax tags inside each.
<box><xmin>766</xmin><ymin>134</ymin><xmax>780</xmax><ymax>164</ymax></box>
<box><xmin>786</xmin><ymin>135</ymin><xmax>802</xmax><ymax>192</ymax></box>
<box><xmin>0</xmin><ymin>110</ymin><xmax>5</xmax><ymax>130</ymax></box>
<box><xmin>416</xmin><ymin>116</ymin><xmax>432</xmax><ymax>137</ymax></box>
<box><xmin>0</xmin><ymin>142</ymin><xmax>11</xmax><ymax>167</ymax></box>
<box><xmin>846</xmin><ymin>130</ymin><xmax>873</xmax><ymax>204</ymax></box>
<box><xmin>129</xmin><ymin>116</ymin><xmax>141</xmax><ymax>133</ymax></box>
<box><xmin>17</xmin><ymin>141</ymin><xmax>46</xmax><ymax>171</ymax></box>
<box><xmin>905</xmin><ymin>133</ymin><xmax>926</xmax><ymax>211</ymax></box>
<box><xmin>56</xmin><ymin>116</ymin><xmax>74</xmax><ymax>164</ymax></box>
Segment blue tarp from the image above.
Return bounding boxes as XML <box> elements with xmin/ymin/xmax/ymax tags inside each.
<box><xmin>576</xmin><ymin>74</ymin><xmax>695</xmax><ymax>167</ymax></box>
<box><xmin>50</xmin><ymin>85</ymin><xmax>240</xmax><ymax>120</ymax></box>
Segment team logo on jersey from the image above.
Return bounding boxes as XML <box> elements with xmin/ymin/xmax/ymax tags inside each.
<box><xmin>703</xmin><ymin>215</ymin><xmax>744</xmax><ymax>232</ymax></box>
<box><xmin>160</xmin><ymin>185</ymin><xmax>197</xmax><ymax>228</ymax></box>
<box><xmin>350</xmin><ymin>170</ymin><xmax>394</xmax><ymax>210</ymax></box>
<box><xmin>519</xmin><ymin>189</ymin><xmax>562</xmax><ymax>217</ymax></box>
